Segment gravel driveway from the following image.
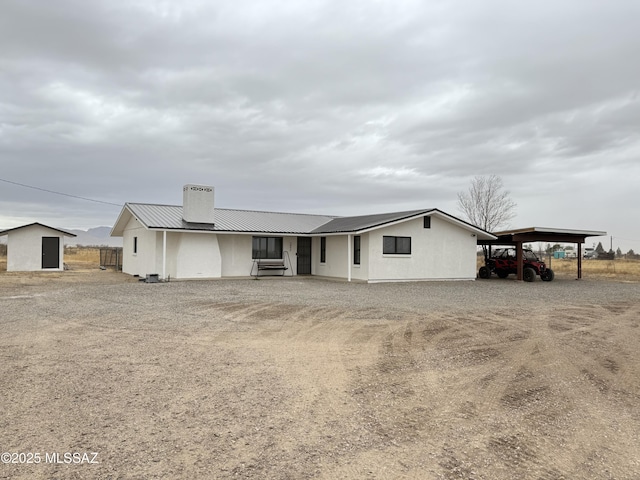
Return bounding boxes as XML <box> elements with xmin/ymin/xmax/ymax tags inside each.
<box><xmin>1</xmin><ymin>272</ymin><xmax>639</xmax><ymax>479</ymax></box>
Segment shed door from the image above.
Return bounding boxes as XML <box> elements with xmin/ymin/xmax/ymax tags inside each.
<box><xmin>42</xmin><ymin>237</ymin><xmax>60</xmax><ymax>269</ymax></box>
<box><xmin>297</xmin><ymin>237</ymin><xmax>312</xmax><ymax>275</ymax></box>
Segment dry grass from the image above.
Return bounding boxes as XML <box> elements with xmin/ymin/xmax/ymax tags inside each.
<box><xmin>476</xmin><ymin>254</ymin><xmax>640</xmax><ymax>280</ymax></box>
<box><xmin>63</xmin><ymin>246</ymin><xmax>101</xmax><ymax>265</ymax></box>
<box><xmin>0</xmin><ymin>246</ymin><xmax>101</xmax><ymax>272</ymax></box>
<box><xmin>550</xmin><ymin>257</ymin><xmax>640</xmax><ymax>278</ymax></box>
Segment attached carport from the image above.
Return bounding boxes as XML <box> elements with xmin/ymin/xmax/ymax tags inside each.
<box><xmin>478</xmin><ymin>227</ymin><xmax>607</xmax><ymax>280</ymax></box>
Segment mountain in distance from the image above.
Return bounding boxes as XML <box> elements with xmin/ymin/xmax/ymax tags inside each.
<box><xmin>68</xmin><ymin>226</ymin><xmax>123</xmax><ymax>247</ymax></box>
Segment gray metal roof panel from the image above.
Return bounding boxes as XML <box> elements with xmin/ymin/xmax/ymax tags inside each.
<box><xmin>310</xmin><ymin>209</ymin><xmax>432</xmax><ymax>234</ymax></box>
<box><xmin>124</xmin><ymin>204</ymin><xmax>492</xmax><ymax>237</ymax></box>
<box><xmin>127</xmin><ymin>203</ymin><xmax>337</xmax><ymax>234</ymax></box>
<box><xmin>493</xmin><ymin>227</ymin><xmax>607</xmax><ymax>237</ymax></box>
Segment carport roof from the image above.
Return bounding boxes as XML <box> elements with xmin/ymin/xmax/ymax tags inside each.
<box><xmin>479</xmin><ymin>227</ymin><xmax>607</xmax><ymax>245</ymax></box>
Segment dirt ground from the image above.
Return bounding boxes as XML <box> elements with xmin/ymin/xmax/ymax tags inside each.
<box><xmin>1</xmin><ymin>268</ymin><xmax>639</xmax><ymax>479</ymax></box>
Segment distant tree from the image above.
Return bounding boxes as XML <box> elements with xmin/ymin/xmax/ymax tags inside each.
<box><xmin>457</xmin><ymin>175</ymin><xmax>517</xmax><ymax>233</ymax></box>
<box><xmin>595</xmin><ymin>242</ymin><xmax>605</xmax><ymax>253</ymax></box>
<box><xmin>616</xmin><ymin>247</ymin><xmax>622</xmax><ymax>257</ymax></box>
<box><xmin>545</xmin><ymin>244</ymin><xmax>562</xmax><ymax>254</ymax></box>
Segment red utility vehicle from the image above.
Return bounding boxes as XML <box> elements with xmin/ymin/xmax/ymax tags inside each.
<box><xmin>479</xmin><ymin>248</ymin><xmax>554</xmax><ymax>282</ymax></box>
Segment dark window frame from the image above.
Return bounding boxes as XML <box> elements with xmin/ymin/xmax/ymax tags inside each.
<box><xmin>320</xmin><ymin>236</ymin><xmax>326</xmax><ymax>263</ymax></box>
<box><xmin>423</xmin><ymin>216</ymin><xmax>431</xmax><ymax>229</ymax></box>
<box><xmin>383</xmin><ymin>236</ymin><xmax>411</xmax><ymax>255</ymax></box>
<box><xmin>353</xmin><ymin>235</ymin><xmax>361</xmax><ymax>265</ymax></box>
<box><xmin>133</xmin><ymin>236</ymin><xmax>138</xmax><ymax>254</ymax></box>
<box><xmin>252</xmin><ymin>236</ymin><xmax>283</xmax><ymax>259</ymax></box>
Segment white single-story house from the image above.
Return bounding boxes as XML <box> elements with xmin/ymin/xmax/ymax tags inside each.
<box><xmin>0</xmin><ymin>222</ymin><xmax>77</xmax><ymax>272</ymax></box>
<box><xmin>110</xmin><ymin>184</ymin><xmax>496</xmax><ymax>282</ymax></box>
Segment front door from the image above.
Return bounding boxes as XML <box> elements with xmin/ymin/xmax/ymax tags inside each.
<box><xmin>297</xmin><ymin>237</ymin><xmax>312</xmax><ymax>275</ymax></box>
<box><xmin>42</xmin><ymin>237</ymin><xmax>60</xmax><ymax>269</ymax></box>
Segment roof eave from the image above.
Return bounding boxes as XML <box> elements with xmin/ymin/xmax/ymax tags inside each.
<box><xmin>493</xmin><ymin>227</ymin><xmax>608</xmax><ymax>238</ymax></box>
<box><xmin>0</xmin><ymin>222</ymin><xmax>77</xmax><ymax>237</ymax></box>
<box><xmin>110</xmin><ymin>204</ymin><xmax>139</xmax><ymax>237</ymax></box>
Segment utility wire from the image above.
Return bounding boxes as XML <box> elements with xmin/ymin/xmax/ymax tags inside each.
<box><xmin>0</xmin><ymin>177</ymin><xmax>122</xmax><ymax>207</ymax></box>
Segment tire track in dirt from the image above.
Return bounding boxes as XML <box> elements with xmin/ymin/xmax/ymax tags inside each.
<box><xmin>182</xmin><ymin>301</ymin><xmax>403</xmax><ymax>477</ymax></box>
<box><xmin>339</xmin><ymin>301</ymin><xmax>640</xmax><ymax>479</ymax></box>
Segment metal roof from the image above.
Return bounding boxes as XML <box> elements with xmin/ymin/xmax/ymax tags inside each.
<box><xmin>479</xmin><ymin>226</ymin><xmax>607</xmax><ymax>247</ymax></box>
<box><xmin>115</xmin><ymin>204</ymin><xmax>496</xmax><ymax>240</ymax></box>
<box><xmin>311</xmin><ymin>209</ymin><xmax>431</xmax><ymax>234</ymax></box>
<box><xmin>0</xmin><ymin>222</ymin><xmax>77</xmax><ymax>237</ymax></box>
<box><xmin>492</xmin><ymin>227</ymin><xmax>607</xmax><ymax>237</ymax></box>
<box><xmin>126</xmin><ymin>203</ymin><xmax>337</xmax><ymax>234</ymax></box>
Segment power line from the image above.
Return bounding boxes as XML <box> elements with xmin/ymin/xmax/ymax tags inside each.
<box><xmin>0</xmin><ymin>177</ymin><xmax>122</xmax><ymax>207</ymax></box>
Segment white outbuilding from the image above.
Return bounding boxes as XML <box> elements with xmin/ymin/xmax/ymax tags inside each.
<box><xmin>111</xmin><ymin>184</ymin><xmax>497</xmax><ymax>282</ymax></box>
<box><xmin>0</xmin><ymin>222</ymin><xmax>77</xmax><ymax>272</ymax></box>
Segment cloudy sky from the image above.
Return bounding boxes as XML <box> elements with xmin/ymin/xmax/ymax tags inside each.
<box><xmin>1</xmin><ymin>0</ymin><xmax>639</xmax><ymax>251</ymax></box>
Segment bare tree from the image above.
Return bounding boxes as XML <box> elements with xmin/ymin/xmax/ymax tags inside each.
<box><xmin>457</xmin><ymin>175</ymin><xmax>516</xmax><ymax>233</ymax></box>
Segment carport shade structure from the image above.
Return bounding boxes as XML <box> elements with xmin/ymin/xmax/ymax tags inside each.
<box><xmin>478</xmin><ymin>227</ymin><xmax>607</xmax><ymax>280</ymax></box>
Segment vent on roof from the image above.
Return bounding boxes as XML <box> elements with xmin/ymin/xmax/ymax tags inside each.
<box><xmin>183</xmin><ymin>184</ymin><xmax>215</xmax><ymax>224</ymax></box>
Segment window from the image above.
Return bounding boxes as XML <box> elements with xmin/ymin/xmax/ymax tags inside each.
<box><xmin>353</xmin><ymin>236</ymin><xmax>361</xmax><ymax>265</ymax></box>
<box><xmin>133</xmin><ymin>236</ymin><xmax>138</xmax><ymax>254</ymax></box>
<box><xmin>383</xmin><ymin>236</ymin><xmax>411</xmax><ymax>254</ymax></box>
<box><xmin>423</xmin><ymin>216</ymin><xmax>431</xmax><ymax>229</ymax></box>
<box><xmin>320</xmin><ymin>237</ymin><xmax>326</xmax><ymax>263</ymax></box>
<box><xmin>252</xmin><ymin>236</ymin><xmax>283</xmax><ymax>259</ymax></box>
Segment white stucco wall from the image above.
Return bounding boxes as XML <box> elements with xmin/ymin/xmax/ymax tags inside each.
<box><xmin>121</xmin><ymin>216</ymin><xmax>157</xmax><ymax>277</ymax></box>
<box><xmin>218</xmin><ymin>234</ymin><xmax>297</xmax><ymax>277</ymax></box>
<box><xmin>312</xmin><ymin>234</ymin><xmax>369</xmax><ymax>281</ymax></box>
<box><xmin>173</xmin><ymin>232</ymin><xmax>222</xmax><ymax>279</ymax></box>
<box><xmin>122</xmin><ymin>222</ymin><xmax>223</xmax><ymax>279</ymax></box>
<box><xmin>367</xmin><ymin>215</ymin><xmax>477</xmax><ymax>282</ymax></box>
<box><xmin>6</xmin><ymin>225</ymin><xmax>66</xmax><ymax>272</ymax></box>
<box><xmin>121</xmin><ymin>224</ymin><xmax>301</xmax><ymax>279</ymax></box>
<box><xmin>313</xmin><ymin>235</ymin><xmax>347</xmax><ymax>278</ymax></box>
<box><xmin>117</xmin><ymin>214</ymin><xmax>477</xmax><ymax>282</ymax></box>
<box><xmin>352</xmin><ymin>233</ymin><xmax>369</xmax><ymax>281</ymax></box>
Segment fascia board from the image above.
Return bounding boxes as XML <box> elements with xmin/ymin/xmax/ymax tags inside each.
<box><xmin>110</xmin><ymin>205</ymin><xmax>145</xmax><ymax>236</ymax></box>
<box><xmin>146</xmin><ymin>229</ymin><xmax>311</xmax><ymax>236</ymax></box>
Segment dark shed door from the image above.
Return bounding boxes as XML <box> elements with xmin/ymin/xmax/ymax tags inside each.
<box><xmin>297</xmin><ymin>237</ymin><xmax>312</xmax><ymax>275</ymax></box>
<box><xmin>42</xmin><ymin>237</ymin><xmax>60</xmax><ymax>269</ymax></box>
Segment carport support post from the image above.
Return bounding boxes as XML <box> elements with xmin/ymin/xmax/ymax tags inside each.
<box><xmin>577</xmin><ymin>243</ymin><xmax>583</xmax><ymax>280</ymax></box>
<box><xmin>516</xmin><ymin>241</ymin><xmax>524</xmax><ymax>281</ymax></box>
